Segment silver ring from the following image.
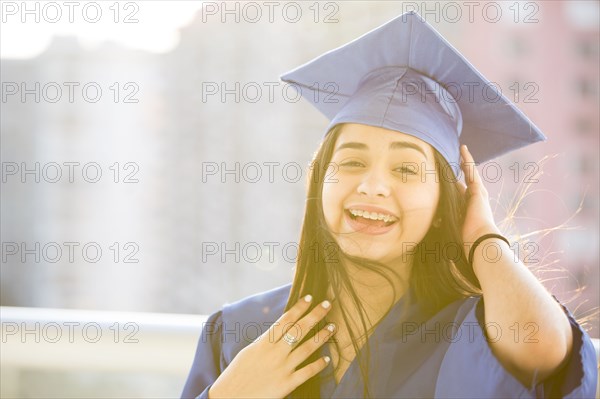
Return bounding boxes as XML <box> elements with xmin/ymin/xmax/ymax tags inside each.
<box><xmin>282</xmin><ymin>332</ymin><xmax>300</xmax><ymax>347</ymax></box>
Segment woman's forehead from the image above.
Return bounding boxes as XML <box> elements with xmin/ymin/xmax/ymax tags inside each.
<box><xmin>335</xmin><ymin>123</ymin><xmax>434</xmax><ymax>155</ymax></box>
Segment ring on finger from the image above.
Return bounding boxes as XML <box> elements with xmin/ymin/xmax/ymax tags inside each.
<box><xmin>282</xmin><ymin>332</ymin><xmax>300</xmax><ymax>347</ymax></box>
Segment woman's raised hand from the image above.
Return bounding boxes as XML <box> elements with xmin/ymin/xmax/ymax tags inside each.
<box><xmin>207</xmin><ymin>294</ymin><xmax>336</xmax><ymax>399</ymax></box>
<box><xmin>459</xmin><ymin>144</ymin><xmax>502</xmax><ymax>248</ymax></box>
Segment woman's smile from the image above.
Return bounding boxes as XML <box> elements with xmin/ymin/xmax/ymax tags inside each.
<box><xmin>344</xmin><ymin>206</ymin><xmax>399</xmax><ymax>235</ymax></box>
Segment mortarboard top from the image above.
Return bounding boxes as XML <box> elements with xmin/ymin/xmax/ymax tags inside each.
<box><xmin>279</xmin><ymin>11</ymin><xmax>546</xmax><ymax>178</ymax></box>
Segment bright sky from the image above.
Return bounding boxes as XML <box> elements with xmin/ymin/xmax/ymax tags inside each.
<box><xmin>0</xmin><ymin>1</ymin><xmax>204</xmax><ymax>59</ymax></box>
<box><xmin>1</xmin><ymin>1</ymin><xmax>598</xmax><ymax>59</ymax></box>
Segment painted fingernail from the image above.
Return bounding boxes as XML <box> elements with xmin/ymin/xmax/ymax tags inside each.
<box><xmin>327</xmin><ymin>323</ymin><xmax>335</xmax><ymax>332</ymax></box>
<box><xmin>321</xmin><ymin>300</ymin><xmax>331</xmax><ymax>309</ymax></box>
<box><xmin>304</xmin><ymin>294</ymin><xmax>312</xmax><ymax>303</ymax></box>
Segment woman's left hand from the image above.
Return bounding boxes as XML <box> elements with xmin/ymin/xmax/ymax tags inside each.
<box><xmin>458</xmin><ymin>144</ymin><xmax>502</xmax><ymax>254</ymax></box>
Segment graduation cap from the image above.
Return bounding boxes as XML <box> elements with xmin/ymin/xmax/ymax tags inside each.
<box><xmin>279</xmin><ymin>11</ymin><xmax>546</xmax><ymax>177</ymax></box>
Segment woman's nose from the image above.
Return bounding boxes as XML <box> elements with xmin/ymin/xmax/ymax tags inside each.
<box><xmin>357</xmin><ymin>169</ymin><xmax>391</xmax><ymax>198</ymax></box>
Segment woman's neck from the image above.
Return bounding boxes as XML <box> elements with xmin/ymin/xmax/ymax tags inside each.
<box><xmin>327</xmin><ymin>257</ymin><xmax>413</xmax><ymax>329</ymax></box>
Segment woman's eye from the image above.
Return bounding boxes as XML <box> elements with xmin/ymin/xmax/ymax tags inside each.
<box><xmin>396</xmin><ymin>166</ymin><xmax>417</xmax><ymax>175</ymax></box>
<box><xmin>340</xmin><ymin>161</ymin><xmax>364</xmax><ymax>167</ymax></box>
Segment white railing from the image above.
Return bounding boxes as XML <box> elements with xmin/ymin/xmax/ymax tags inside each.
<box><xmin>1</xmin><ymin>306</ymin><xmax>599</xmax><ymax>398</ymax></box>
<box><xmin>1</xmin><ymin>306</ymin><xmax>205</xmax><ymax>398</ymax></box>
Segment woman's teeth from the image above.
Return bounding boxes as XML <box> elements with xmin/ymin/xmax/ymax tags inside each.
<box><xmin>348</xmin><ymin>209</ymin><xmax>398</xmax><ymax>224</ymax></box>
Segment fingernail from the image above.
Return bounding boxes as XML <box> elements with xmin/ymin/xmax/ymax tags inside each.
<box><xmin>327</xmin><ymin>323</ymin><xmax>335</xmax><ymax>332</ymax></box>
<box><xmin>304</xmin><ymin>294</ymin><xmax>312</xmax><ymax>303</ymax></box>
<box><xmin>321</xmin><ymin>300</ymin><xmax>331</xmax><ymax>309</ymax></box>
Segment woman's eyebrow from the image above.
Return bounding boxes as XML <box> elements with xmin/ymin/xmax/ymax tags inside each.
<box><xmin>334</xmin><ymin>141</ymin><xmax>428</xmax><ymax>160</ymax></box>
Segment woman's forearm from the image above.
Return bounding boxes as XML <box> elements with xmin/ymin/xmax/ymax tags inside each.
<box><xmin>470</xmin><ymin>234</ymin><xmax>574</xmax><ymax>386</ymax></box>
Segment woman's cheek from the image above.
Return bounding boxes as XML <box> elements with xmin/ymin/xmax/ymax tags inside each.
<box><xmin>321</xmin><ymin>192</ymin><xmax>343</xmax><ymax>232</ymax></box>
<box><xmin>402</xmin><ymin>201</ymin><xmax>437</xmax><ymax>229</ymax></box>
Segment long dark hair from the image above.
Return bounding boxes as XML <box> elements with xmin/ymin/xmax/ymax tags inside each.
<box><xmin>286</xmin><ymin>123</ymin><xmax>483</xmax><ymax>398</ymax></box>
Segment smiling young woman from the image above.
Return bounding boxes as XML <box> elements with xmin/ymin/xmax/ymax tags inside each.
<box><xmin>283</xmin><ymin>121</ymin><xmax>483</xmax><ymax>397</ymax></box>
<box><xmin>181</xmin><ymin>11</ymin><xmax>598</xmax><ymax>399</ymax></box>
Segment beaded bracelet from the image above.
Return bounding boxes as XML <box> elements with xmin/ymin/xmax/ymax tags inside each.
<box><xmin>468</xmin><ymin>233</ymin><xmax>511</xmax><ymax>267</ymax></box>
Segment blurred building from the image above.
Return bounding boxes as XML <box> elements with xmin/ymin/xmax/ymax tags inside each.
<box><xmin>458</xmin><ymin>1</ymin><xmax>599</xmax><ymax>336</ymax></box>
<box><xmin>1</xmin><ymin>36</ymin><xmax>167</xmax><ymax>311</ymax></box>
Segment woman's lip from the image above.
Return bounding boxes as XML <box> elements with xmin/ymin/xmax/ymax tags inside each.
<box><xmin>344</xmin><ymin>209</ymin><xmax>397</xmax><ymax>235</ymax></box>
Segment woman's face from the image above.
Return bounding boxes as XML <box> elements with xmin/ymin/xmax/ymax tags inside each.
<box><xmin>322</xmin><ymin>123</ymin><xmax>441</xmax><ymax>266</ymax></box>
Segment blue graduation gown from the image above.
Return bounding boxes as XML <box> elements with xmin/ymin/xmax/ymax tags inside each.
<box><xmin>181</xmin><ymin>283</ymin><xmax>598</xmax><ymax>398</ymax></box>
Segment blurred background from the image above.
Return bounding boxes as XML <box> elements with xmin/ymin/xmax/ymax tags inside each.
<box><xmin>1</xmin><ymin>1</ymin><xmax>598</xmax><ymax>397</ymax></box>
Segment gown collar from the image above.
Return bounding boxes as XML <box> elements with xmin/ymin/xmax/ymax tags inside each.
<box><xmin>319</xmin><ymin>285</ymin><xmax>424</xmax><ymax>397</ymax></box>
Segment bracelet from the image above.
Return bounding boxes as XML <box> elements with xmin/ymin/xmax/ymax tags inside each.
<box><xmin>468</xmin><ymin>233</ymin><xmax>510</xmax><ymax>267</ymax></box>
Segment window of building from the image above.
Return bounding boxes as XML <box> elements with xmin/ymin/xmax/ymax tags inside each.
<box><xmin>573</xmin><ymin>116</ymin><xmax>594</xmax><ymax>135</ymax></box>
<box><xmin>573</xmin><ymin>77</ymin><xmax>599</xmax><ymax>99</ymax></box>
<box><xmin>574</xmin><ymin>39</ymin><xmax>599</xmax><ymax>60</ymax></box>
<box><xmin>506</xmin><ymin>36</ymin><xmax>529</xmax><ymax>58</ymax></box>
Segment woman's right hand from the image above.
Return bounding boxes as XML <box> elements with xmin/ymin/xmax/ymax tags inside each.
<box><xmin>207</xmin><ymin>294</ymin><xmax>336</xmax><ymax>399</ymax></box>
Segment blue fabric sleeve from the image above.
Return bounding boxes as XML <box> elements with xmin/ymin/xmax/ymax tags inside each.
<box><xmin>539</xmin><ymin>295</ymin><xmax>598</xmax><ymax>398</ymax></box>
<box><xmin>180</xmin><ymin>310</ymin><xmax>224</xmax><ymax>399</ymax></box>
<box><xmin>436</xmin><ymin>295</ymin><xmax>598</xmax><ymax>398</ymax></box>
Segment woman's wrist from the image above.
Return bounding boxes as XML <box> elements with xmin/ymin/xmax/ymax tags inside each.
<box><xmin>469</xmin><ymin>234</ymin><xmax>512</xmax><ymax>274</ymax></box>
<box><xmin>468</xmin><ymin>233</ymin><xmax>510</xmax><ymax>266</ymax></box>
